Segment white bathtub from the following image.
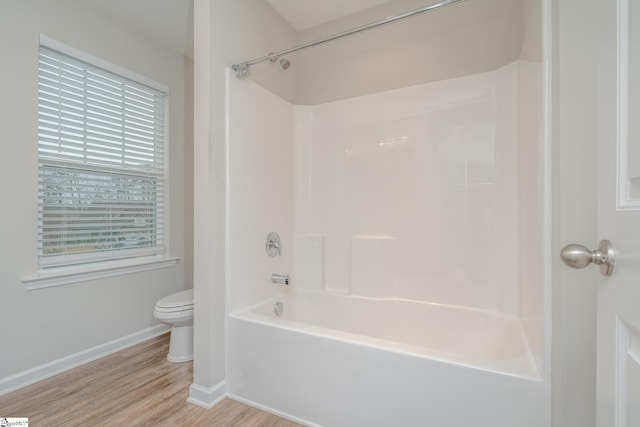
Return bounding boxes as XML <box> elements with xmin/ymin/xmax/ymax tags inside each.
<box><xmin>227</xmin><ymin>290</ymin><xmax>547</xmax><ymax>426</ymax></box>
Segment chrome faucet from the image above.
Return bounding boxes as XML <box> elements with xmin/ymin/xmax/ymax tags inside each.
<box><xmin>271</xmin><ymin>273</ymin><xmax>290</xmax><ymax>285</ymax></box>
<box><xmin>266</xmin><ymin>232</ymin><xmax>282</xmax><ymax>257</ymax></box>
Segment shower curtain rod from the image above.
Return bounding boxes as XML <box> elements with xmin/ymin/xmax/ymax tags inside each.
<box><xmin>230</xmin><ymin>0</ymin><xmax>467</xmax><ymax>78</ymax></box>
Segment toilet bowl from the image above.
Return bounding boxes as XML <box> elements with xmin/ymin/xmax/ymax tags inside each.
<box><xmin>154</xmin><ymin>289</ymin><xmax>194</xmax><ymax>363</ymax></box>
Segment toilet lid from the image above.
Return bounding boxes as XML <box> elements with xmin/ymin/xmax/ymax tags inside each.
<box><xmin>156</xmin><ymin>289</ymin><xmax>193</xmax><ymax>309</ymax></box>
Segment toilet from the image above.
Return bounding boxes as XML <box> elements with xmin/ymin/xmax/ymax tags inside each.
<box><xmin>153</xmin><ymin>289</ymin><xmax>194</xmax><ymax>362</ymax></box>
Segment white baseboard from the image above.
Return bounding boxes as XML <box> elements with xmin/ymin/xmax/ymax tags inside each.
<box><xmin>187</xmin><ymin>381</ymin><xmax>226</xmax><ymax>409</ymax></box>
<box><xmin>186</xmin><ymin>387</ymin><xmax>315</xmax><ymax>425</ymax></box>
<box><xmin>0</xmin><ymin>324</ymin><xmax>170</xmax><ymax>396</ymax></box>
<box><xmin>226</xmin><ymin>393</ymin><xmax>320</xmax><ymax>427</ymax></box>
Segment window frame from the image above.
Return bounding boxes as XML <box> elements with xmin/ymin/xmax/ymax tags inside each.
<box><xmin>24</xmin><ymin>36</ymin><xmax>176</xmax><ymax>289</ymax></box>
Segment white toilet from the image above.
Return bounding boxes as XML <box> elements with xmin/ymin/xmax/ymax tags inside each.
<box><xmin>153</xmin><ymin>289</ymin><xmax>194</xmax><ymax>363</ymax></box>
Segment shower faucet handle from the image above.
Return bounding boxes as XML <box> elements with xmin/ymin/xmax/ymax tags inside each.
<box><xmin>266</xmin><ymin>232</ymin><xmax>282</xmax><ymax>257</ymax></box>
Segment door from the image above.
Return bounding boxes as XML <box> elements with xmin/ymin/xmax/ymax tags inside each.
<box><xmin>597</xmin><ymin>0</ymin><xmax>640</xmax><ymax>425</ymax></box>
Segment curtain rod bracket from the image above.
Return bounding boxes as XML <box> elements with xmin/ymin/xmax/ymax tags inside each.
<box><xmin>232</xmin><ymin>62</ymin><xmax>250</xmax><ymax>78</ymax></box>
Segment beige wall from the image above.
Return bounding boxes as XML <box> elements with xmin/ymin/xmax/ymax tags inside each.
<box><xmin>294</xmin><ymin>0</ymin><xmax>525</xmax><ymax>105</ymax></box>
<box><xmin>0</xmin><ymin>0</ymin><xmax>191</xmax><ymax>380</ymax></box>
<box><xmin>184</xmin><ymin>59</ymin><xmax>195</xmax><ymax>291</ymax></box>
<box><xmin>192</xmin><ymin>0</ymin><xmax>296</xmax><ymax>400</ymax></box>
<box><xmin>518</xmin><ymin>0</ymin><xmax>546</xmax><ymax>376</ymax></box>
<box><xmin>552</xmin><ymin>0</ymin><xmax>598</xmax><ymax>425</ymax></box>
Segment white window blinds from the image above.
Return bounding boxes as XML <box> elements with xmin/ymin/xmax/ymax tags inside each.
<box><xmin>38</xmin><ymin>45</ymin><xmax>167</xmax><ymax>268</ymax></box>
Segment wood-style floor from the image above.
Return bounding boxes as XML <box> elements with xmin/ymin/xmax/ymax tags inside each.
<box><xmin>0</xmin><ymin>333</ymin><xmax>303</xmax><ymax>426</ymax></box>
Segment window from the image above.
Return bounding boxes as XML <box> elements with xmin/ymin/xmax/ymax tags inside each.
<box><xmin>37</xmin><ymin>41</ymin><xmax>168</xmax><ymax>269</ymax></box>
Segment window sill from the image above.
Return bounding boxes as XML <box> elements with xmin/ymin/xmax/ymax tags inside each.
<box><xmin>22</xmin><ymin>256</ymin><xmax>179</xmax><ymax>291</ymax></box>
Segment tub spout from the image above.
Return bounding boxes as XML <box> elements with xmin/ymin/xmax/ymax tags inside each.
<box><xmin>271</xmin><ymin>273</ymin><xmax>290</xmax><ymax>285</ymax></box>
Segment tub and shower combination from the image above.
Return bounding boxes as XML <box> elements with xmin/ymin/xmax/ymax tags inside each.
<box><xmin>225</xmin><ymin>0</ymin><xmax>549</xmax><ymax>425</ymax></box>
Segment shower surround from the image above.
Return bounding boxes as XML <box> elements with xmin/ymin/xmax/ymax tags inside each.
<box><xmin>226</xmin><ymin>61</ymin><xmax>545</xmax><ymax>426</ymax></box>
<box><xmin>293</xmin><ymin>64</ymin><xmax>520</xmax><ymax>312</ymax></box>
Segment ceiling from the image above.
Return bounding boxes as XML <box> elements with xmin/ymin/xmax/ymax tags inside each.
<box><xmin>265</xmin><ymin>0</ymin><xmax>396</xmax><ymax>31</ymax></box>
<box><xmin>85</xmin><ymin>0</ymin><xmax>400</xmax><ymax>59</ymax></box>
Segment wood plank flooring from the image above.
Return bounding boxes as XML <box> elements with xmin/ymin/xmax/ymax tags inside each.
<box><xmin>0</xmin><ymin>334</ymin><xmax>303</xmax><ymax>426</ymax></box>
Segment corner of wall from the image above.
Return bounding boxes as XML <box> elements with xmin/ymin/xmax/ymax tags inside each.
<box><xmin>187</xmin><ymin>381</ymin><xmax>226</xmax><ymax>409</ymax></box>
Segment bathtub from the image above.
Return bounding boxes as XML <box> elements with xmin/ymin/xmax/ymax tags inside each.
<box><xmin>227</xmin><ymin>289</ymin><xmax>548</xmax><ymax>426</ymax></box>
